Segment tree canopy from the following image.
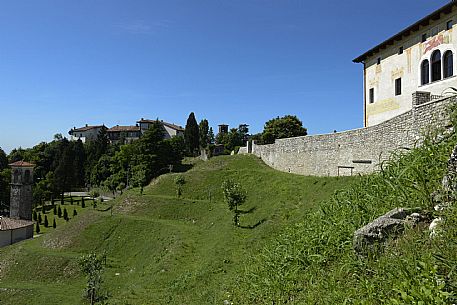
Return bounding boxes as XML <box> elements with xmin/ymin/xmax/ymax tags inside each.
<box><xmin>260</xmin><ymin>115</ymin><xmax>307</xmax><ymax>144</ymax></box>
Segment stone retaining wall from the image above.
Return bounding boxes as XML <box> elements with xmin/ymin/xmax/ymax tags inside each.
<box><xmin>246</xmin><ymin>95</ymin><xmax>455</xmax><ymax>176</ymax></box>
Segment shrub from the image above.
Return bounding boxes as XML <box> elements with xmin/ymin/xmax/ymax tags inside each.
<box><xmin>73</xmin><ymin>209</ymin><xmax>77</xmax><ymax>217</ymax></box>
<box><xmin>57</xmin><ymin>206</ymin><xmax>62</xmax><ymax>218</ymax></box>
<box><xmin>175</xmin><ymin>175</ymin><xmax>185</xmax><ymax>198</ymax></box>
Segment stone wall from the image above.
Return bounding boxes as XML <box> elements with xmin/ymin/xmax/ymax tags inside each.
<box><xmin>247</xmin><ymin>95</ymin><xmax>456</xmax><ymax>176</ymax></box>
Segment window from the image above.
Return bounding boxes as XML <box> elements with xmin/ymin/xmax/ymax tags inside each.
<box><xmin>398</xmin><ymin>46</ymin><xmax>403</xmax><ymax>55</ymax></box>
<box><xmin>431</xmin><ymin>50</ymin><xmax>442</xmax><ymax>81</ymax></box>
<box><xmin>422</xmin><ymin>33</ymin><xmax>427</xmax><ymax>42</ymax></box>
<box><xmin>377</xmin><ymin>57</ymin><xmax>381</xmax><ymax>65</ymax></box>
<box><xmin>24</xmin><ymin>170</ymin><xmax>30</xmax><ymax>184</ymax></box>
<box><xmin>421</xmin><ymin>59</ymin><xmax>430</xmax><ymax>85</ymax></box>
<box><xmin>447</xmin><ymin>20</ymin><xmax>453</xmax><ymax>30</ymax></box>
<box><xmin>443</xmin><ymin>50</ymin><xmax>454</xmax><ymax>78</ymax></box>
<box><xmin>395</xmin><ymin>78</ymin><xmax>402</xmax><ymax>96</ymax></box>
<box><xmin>369</xmin><ymin>88</ymin><xmax>374</xmax><ymax>103</ymax></box>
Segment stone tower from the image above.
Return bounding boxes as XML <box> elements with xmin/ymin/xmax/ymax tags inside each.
<box><xmin>9</xmin><ymin>161</ymin><xmax>34</xmax><ymax>221</ymax></box>
<box><xmin>218</xmin><ymin>124</ymin><xmax>229</xmax><ymax>134</ymax></box>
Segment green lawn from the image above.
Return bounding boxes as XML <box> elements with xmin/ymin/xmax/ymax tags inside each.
<box><xmin>0</xmin><ymin>155</ymin><xmax>355</xmax><ymax>305</ymax></box>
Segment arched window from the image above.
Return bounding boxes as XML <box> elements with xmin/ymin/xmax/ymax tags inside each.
<box><xmin>432</xmin><ymin>50</ymin><xmax>442</xmax><ymax>82</ymax></box>
<box><xmin>443</xmin><ymin>50</ymin><xmax>453</xmax><ymax>78</ymax></box>
<box><xmin>421</xmin><ymin>60</ymin><xmax>430</xmax><ymax>85</ymax></box>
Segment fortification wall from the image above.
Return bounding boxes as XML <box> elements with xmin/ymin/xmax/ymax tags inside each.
<box><xmin>248</xmin><ymin>95</ymin><xmax>455</xmax><ymax>176</ymax></box>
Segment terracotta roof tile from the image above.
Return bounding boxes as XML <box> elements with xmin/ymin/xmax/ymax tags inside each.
<box><xmin>70</xmin><ymin>125</ymin><xmax>104</xmax><ymax>133</ymax></box>
<box><xmin>107</xmin><ymin>125</ymin><xmax>141</xmax><ymax>132</ymax></box>
<box><xmin>9</xmin><ymin>161</ymin><xmax>35</xmax><ymax>167</ymax></box>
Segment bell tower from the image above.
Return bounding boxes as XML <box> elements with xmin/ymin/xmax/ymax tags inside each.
<box><xmin>9</xmin><ymin>161</ymin><xmax>34</xmax><ymax>221</ymax></box>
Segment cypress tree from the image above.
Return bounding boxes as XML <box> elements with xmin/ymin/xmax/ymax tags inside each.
<box><xmin>70</xmin><ymin>197</ymin><xmax>73</xmax><ymax>205</ymax></box>
<box><xmin>58</xmin><ymin>206</ymin><xmax>62</xmax><ymax>218</ymax></box>
<box><xmin>82</xmin><ymin>197</ymin><xmax>86</xmax><ymax>208</ymax></box>
<box><xmin>36</xmin><ymin>222</ymin><xmax>40</xmax><ymax>234</ymax></box>
<box><xmin>53</xmin><ymin>205</ymin><xmax>57</xmax><ymax>215</ymax></box>
<box><xmin>44</xmin><ymin>215</ymin><xmax>49</xmax><ymax>227</ymax></box>
<box><xmin>52</xmin><ymin>218</ymin><xmax>56</xmax><ymax>228</ymax></box>
<box><xmin>63</xmin><ymin>208</ymin><xmax>68</xmax><ymax>221</ymax></box>
<box><xmin>41</xmin><ymin>204</ymin><xmax>46</xmax><ymax>214</ymax></box>
<box><xmin>73</xmin><ymin>209</ymin><xmax>77</xmax><ymax>217</ymax></box>
<box><xmin>184</xmin><ymin>112</ymin><xmax>200</xmax><ymax>156</ymax></box>
<box><xmin>38</xmin><ymin>213</ymin><xmax>42</xmax><ymax>224</ymax></box>
<box><xmin>33</xmin><ymin>210</ymin><xmax>38</xmax><ymax>221</ymax></box>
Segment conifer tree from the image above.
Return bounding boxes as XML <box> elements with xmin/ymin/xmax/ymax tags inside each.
<box><xmin>82</xmin><ymin>198</ymin><xmax>86</xmax><ymax>208</ymax></box>
<box><xmin>33</xmin><ymin>210</ymin><xmax>38</xmax><ymax>221</ymax></box>
<box><xmin>184</xmin><ymin>112</ymin><xmax>200</xmax><ymax>156</ymax></box>
<box><xmin>73</xmin><ymin>209</ymin><xmax>77</xmax><ymax>217</ymax></box>
<box><xmin>36</xmin><ymin>222</ymin><xmax>40</xmax><ymax>234</ymax></box>
<box><xmin>41</xmin><ymin>204</ymin><xmax>46</xmax><ymax>214</ymax></box>
<box><xmin>53</xmin><ymin>218</ymin><xmax>56</xmax><ymax>228</ymax></box>
<box><xmin>44</xmin><ymin>215</ymin><xmax>49</xmax><ymax>227</ymax></box>
<box><xmin>199</xmin><ymin>119</ymin><xmax>209</xmax><ymax>148</ymax></box>
<box><xmin>38</xmin><ymin>213</ymin><xmax>42</xmax><ymax>224</ymax></box>
<box><xmin>58</xmin><ymin>205</ymin><xmax>62</xmax><ymax>218</ymax></box>
<box><xmin>63</xmin><ymin>208</ymin><xmax>68</xmax><ymax>221</ymax></box>
<box><xmin>53</xmin><ymin>205</ymin><xmax>57</xmax><ymax>215</ymax></box>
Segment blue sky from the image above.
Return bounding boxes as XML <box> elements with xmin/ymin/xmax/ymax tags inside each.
<box><xmin>0</xmin><ymin>0</ymin><xmax>450</xmax><ymax>153</ymax></box>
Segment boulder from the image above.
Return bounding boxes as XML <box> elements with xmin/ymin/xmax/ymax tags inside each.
<box><xmin>353</xmin><ymin>208</ymin><xmax>418</xmax><ymax>255</ymax></box>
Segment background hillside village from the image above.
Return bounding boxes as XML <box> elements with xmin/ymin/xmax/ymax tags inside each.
<box><xmin>2</xmin><ymin>1</ymin><xmax>457</xmax><ymax>304</ymax></box>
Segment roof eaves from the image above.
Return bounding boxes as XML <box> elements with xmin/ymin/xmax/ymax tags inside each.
<box><xmin>353</xmin><ymin>2</ymin><xmax>456</xmax><ymax>63</ymax></box>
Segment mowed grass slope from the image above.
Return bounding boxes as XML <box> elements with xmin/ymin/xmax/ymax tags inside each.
<box><xmin>0</xmin><ymin>155</ymin><xmax>355</xmax><ymax>305</ymax></box>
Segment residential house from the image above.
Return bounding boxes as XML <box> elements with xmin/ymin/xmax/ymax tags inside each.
<box><xmin>137</xmin><ymin>119</ymin><xmax>185</xmax><ymax>139</ymax></box>
<box><xmin>68</xmin><ymin>124</ymin><xmax>104</xmax><ymax>142</ymax></box>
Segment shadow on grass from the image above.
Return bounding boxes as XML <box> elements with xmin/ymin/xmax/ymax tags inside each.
<box><xmin>172</xmin><ymin>163</ymin><xmax>194</xmax><ymax>173</ymax></box>
<box><xmin>239</xmin><ymin>218</ymin><xmax>266</xmax><ymax>229</ymax></box>
<box><xmin>239</xmin><ymin>207</ymin><xmax>257</xmax><ymax>214</ymax></box>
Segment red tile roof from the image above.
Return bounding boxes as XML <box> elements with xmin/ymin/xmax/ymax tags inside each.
<box><xmin>70</xmin><ymin>125</ymin><xmax>104</xmax><ymax>133</ymax></box>
<box><xmin>0</xmin><ymin>217</ymin><xmax>34</xmax><ymax>230</ymax></box>
<box><xmin>9</xmin><ymin>161</ymin><xmax>35</xmax><ymax>167</ymax></box>
<box><xmin>107</xmin><ymin>125</ymin><xmax>141</xmax><ymax>132</ymax></box>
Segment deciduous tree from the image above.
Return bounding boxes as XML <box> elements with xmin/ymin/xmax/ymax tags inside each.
<box><xmin>222</xmin><ymin>179</ymin><xmax>247</xmax><ymax>226</ymax></box>
<box><xmin>261</xmin><ymin>115</ymin><xmax>307</xmax><ymax>144</ymax></box>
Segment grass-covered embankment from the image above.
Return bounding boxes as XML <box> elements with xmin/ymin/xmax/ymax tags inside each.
<box><xmin>0</xmin><ymin>155</ymin><xmax>354</xmax><ymax>304</ymax></box>
<box><xmin>231</xmin><ymin>117</ymin><xmax>457</xmax><ymax>303</ymax></box>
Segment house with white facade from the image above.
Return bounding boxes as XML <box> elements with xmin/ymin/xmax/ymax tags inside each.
<box><xmin>107</xmin><ymin>125</ymin><xmax>142</xmax><ymax>144</ymax></box>
<box><xmin>354</xmin><ymin>1</ymin><xmax>457</xmax><ymax>127</ymax></box>
<box><xmin>68</xmin><ymin>124</ymin><xmax>105</xmax><ymax>142</ymax></box>
<box><xmin>137</xmin><ymin>119</ymin><xmax>184</xmax><ymax>139</ymax></box>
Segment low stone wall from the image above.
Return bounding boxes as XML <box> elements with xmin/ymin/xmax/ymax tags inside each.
<box><xmin>249</xmin><ymin>95</ymin><xmax>455</xmax><ymax>176</ymax></box>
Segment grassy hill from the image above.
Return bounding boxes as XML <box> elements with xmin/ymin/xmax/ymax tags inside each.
<box><xmin>3</xmin><ymin>118</ymin><xmax>457</xmax><ymax>304</ymax></box>
<box><xmin>0</xmin><ymin>155</ymin><xmax>354</xmax><ymax>305</ymax></box>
